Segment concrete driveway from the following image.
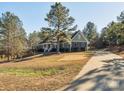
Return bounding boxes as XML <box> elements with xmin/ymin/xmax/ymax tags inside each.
<box><xmin>61</xmin><ymin>50</ymin><xmax>124</xmax><ymax>91</ymax></box>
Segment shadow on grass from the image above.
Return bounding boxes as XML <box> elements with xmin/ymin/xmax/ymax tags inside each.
<box><xmin>0</xmin><ymin>60</ymin><xmax>10</xmax><ymax>64</ymax></box>
<box><xmin>0</xmin><ymin>52</ymin><xmax>62</xmax><ymax>64</ymax></box>
<box><xmin>64</xmin><ymin>58</ymin><xmax>124</xmax><ymax>91</ymax></box>
<box><xmin>16</xmin><ymin>52</ymin><xmax>59</xmax><ymax>62</ymax></box>
<box><xmin>0</xmin><ymin>54</ymin><xmax>44</xmax><ymax>64</ymax></box>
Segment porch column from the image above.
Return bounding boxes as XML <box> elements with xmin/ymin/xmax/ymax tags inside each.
<box><xmin>86</xmin><ymin>42</ymin><xmax>88</xmax><ymax>51</ymax></box>
<box><xmin>69</xmin><ymin>43</ymin><xmax>72</xmax><ymax>52</ymax></box>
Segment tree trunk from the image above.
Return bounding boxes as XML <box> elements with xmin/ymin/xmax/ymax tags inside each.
<box><xmin>69</xmin><ymin>43</ymin><xmax>72</xmax><ymax>52</ymax></box>
<box><xmin>7</xmin><ymin>55</ymin><xmax>9</xmax><ymax>62</ymax></box>
<box><xmin>57</xmin><ymin>42</ymin><xmax>60</xmax><ymax>53</ymax></box>
<box><xmin>7</xmin><ymin>48</ymin><xmax>10</xmax><ymax>62</ymax></box>
<box><xmin>57</xmin><ymin>38</ymin><xmax>60</xmax><ymax>53</ymax></box>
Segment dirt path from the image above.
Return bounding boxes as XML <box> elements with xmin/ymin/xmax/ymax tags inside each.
<box><xmin>61</xmin><ymin>50</ymin><xmax>124</xmax><ymax>91</ymax></box>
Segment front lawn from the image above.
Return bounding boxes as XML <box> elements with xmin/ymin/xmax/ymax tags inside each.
<box><xmin>0</xmin><ymin>52</ymin><xmax>92</xmax><ymax>90</ymax></box>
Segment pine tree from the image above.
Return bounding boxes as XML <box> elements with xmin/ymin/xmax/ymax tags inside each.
<box><xmin>0</xmin><ymin>12</ymin><xmax>27</xmax><ymax>61</ymax></box>
<box><xmin>45</xmin><ymin>2</ymin><xmax>76</xmax><ymax>53</ymax></box>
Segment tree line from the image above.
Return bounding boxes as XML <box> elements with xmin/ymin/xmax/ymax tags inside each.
<box><xmin>100</xmin><ymin>12</ymin><xmax>124</xmax><ymax>48</ymax></box>
<box><xmin>0</xmin><ymin>2</ymin><xmax>124</xmax><ymax>61</ymax></box>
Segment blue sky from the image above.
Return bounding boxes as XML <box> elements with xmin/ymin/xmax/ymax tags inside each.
<box><xmin>0</xmin><ymin>2</ymin><xmax>124</xmax><ymax>34</ymax></box>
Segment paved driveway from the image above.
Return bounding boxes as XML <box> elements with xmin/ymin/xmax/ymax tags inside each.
<box><xmin>61</xmin><ymin>50</ymin><xmax>124</xmax><ymax>91</ymax></box>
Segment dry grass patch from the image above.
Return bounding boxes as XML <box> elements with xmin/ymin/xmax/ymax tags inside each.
<box><xmin>0</xmin><ymin>51</ymin><xmax>92</xmax><ymax>90</ymax></box>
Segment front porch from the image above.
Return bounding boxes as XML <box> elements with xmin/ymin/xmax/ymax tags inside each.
<box><xmin>36</xmin><ymin>41</ymin><xmax>88</xmax><ymax>53</ymax></box>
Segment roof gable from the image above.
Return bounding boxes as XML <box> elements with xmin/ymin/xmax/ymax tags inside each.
<box><xmin>72</xmin><ymin>31</ymin><xmax>89</xmax><ymax>43</ymax></box>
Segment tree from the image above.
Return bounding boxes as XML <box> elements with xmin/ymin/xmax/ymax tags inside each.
<box><xmin>107</xmin><ymin>22</ymin><xmax>124</xmax><ymax>45</ymax></box>
<box><xmin>38</xmin><ymin>27</ymin><xmax>53</xmax><ymax>42</ymax></box>
<box><xmin>45</xmin><ymin>2</ymin><xmax>77</xmax><ymax>53</ymax></box>
<box><xmin>100</xmin><ymin>27</ymin><xmax>109</xmax><ymax>47</ymax></box>
<box><xmin>117</xmin><ymin>10</ymin><xmax>124</xmax><ymax>23</ymax></box>
<box><xmin>100</xmin><ymin>20</ymin><xmax>124</xmax><ymax>48</ymax></box>
<box><xmin>28</xmin><ymin>31</ymin><xmax>40</xmax><ymax>54</ymax></box>
<box><xmin>117</xmin><ymin>11</ymin><xmax>124</xmax><ymax>45</ymax></box>
<box><xmin>83</xmin><ymin>21</ymin><xmax>98</xmax><ymax>49</ymax></box>
<box><xmin>99</xmin><ymin>11</ymin><xmax>124</xmax><ymax>49</ymax></box>
<box><xmin>0</xmin><ymin>12</ymin><xmax>27</xmax><ymax>61</ymax></box>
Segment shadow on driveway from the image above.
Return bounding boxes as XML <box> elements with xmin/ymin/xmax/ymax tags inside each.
<box><xmin>64</xmin><ymin>58</ymin><xmax>124</xmax><ymax>91</ymax></box>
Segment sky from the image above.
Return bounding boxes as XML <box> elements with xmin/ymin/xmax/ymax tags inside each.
<box><xmin>0</xmin><ymin>2</ymin><xmax>124</xmax><ymax>35</ymax></box>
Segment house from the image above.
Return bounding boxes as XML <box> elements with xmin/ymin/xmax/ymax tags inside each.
<box><xmin>70</xmin><ymin>31</ymin><xmax>89</xmax><ymax>51</ymax></box>
<box><xmin>36</xmin><ymin>31</ymin><xmax>89</xmax><ymax>53</ymax></box>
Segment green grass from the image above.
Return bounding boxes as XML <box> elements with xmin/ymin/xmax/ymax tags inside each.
<box><xmin>0</xmin><ymin>67</ymin><xmax>65</xmax><ymax>77</ymax></box>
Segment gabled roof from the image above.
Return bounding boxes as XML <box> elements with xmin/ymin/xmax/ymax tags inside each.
<box><xmin>71</xmin><ymin>31</ymin><xmax>89</xmax><ymax>44</ymax></box>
